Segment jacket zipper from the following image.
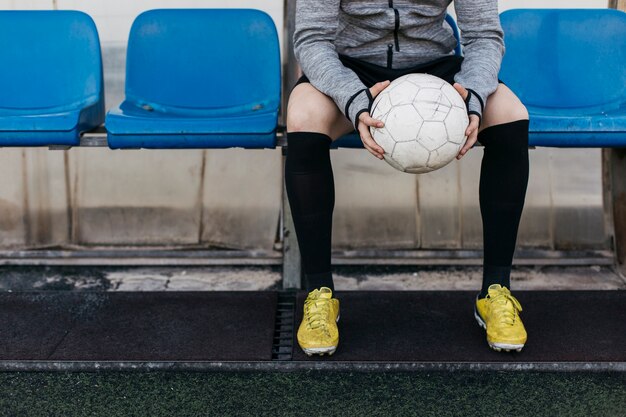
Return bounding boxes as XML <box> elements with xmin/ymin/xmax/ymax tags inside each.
<box><xmin>388</xmin><ymin>0</ymin><xmax>400</xmax><ymax>68</ymax></box>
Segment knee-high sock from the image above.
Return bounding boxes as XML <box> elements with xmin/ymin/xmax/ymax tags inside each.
<box><xmin>478</xmin><ymin>120</ymin><xmax>529</xmax><ymax>297</ymax></box>
<box><xmin>285</xmin><ymin>132</ymin><xmax>335</xmax><ymax>291</ymax></box>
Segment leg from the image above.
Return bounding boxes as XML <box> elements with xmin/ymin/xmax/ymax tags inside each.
<box><xmin>285</xmin><ymin>83</ymin><xmax>353</xmax><ymax>292</ymax></box>
<box><xmin>287</xmin><ymin>84</ymin><xmax>350</xmax><ymax>356</ymax></box>
<box><xmin>477</xmin><ymin>84</ymin><xmax>530</xmax><ymax>297</ymax></box>
<box><xmin>473</xmin><ymin>84</ymin><xmax>530</xmax><ymax>352</ymax></box>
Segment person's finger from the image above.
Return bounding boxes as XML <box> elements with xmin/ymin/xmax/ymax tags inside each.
<box><xmin>364</xmin><ymin>144</ymin><xmax>384</xmax><ymax>159</ymax></box>
<box><xmin>457</xmin><ymin>116</ymin><xmax>480</xmax><ymax>160</ymax></box>
<box><xmin>358</xmin><ymin>126</ymin><xmax>385</xmax><ymax>158</ymax></box>
<box><xmin>357</xmin><ymin>111</ymin><xmax>384</xmax><ymax>158</ymax></box>
<box><xmin>362</xmin><ymin>136</ymin><xmax>384</xmax><ymax>159</ymax></box>
<box><xmin>369</xmin><ymin>80</ymin><xmax>391</xmax><ymax>98</ymax></box>
<box><xmin>456</xmin><ymin>133</ymin><xmax>478</xmax><ymax>160</ymax></box>
<box><xmin>453</xmin><ymin>82</ymin><xmax>468</xmax><ymax>100</ymax></box>
<box><xmin>362</xmin><ymin>140</ymin><xmax>384</xmax><ymax>159</ymax></box>
<box><xmin>464</xmin><ymin>116</ymin><xmax>480</xmax><ymax>137</ymax></box>
<box><xmin>360</xmin><ymin>112</ymin><xmax>384</xmax><ymax>128</ymax></box>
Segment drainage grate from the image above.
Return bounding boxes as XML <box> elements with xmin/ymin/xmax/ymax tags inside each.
<box><xmin>272</xmin><ymin>291</ymin><xmax>296</xmax><ymax>361</ymax></box>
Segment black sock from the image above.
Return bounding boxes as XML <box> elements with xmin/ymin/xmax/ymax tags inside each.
<box><xmin>285</xmin><ymin>132</ymin><xmax>335</xmax><ymax>292</ymax></box>
<box><xmin>478</xmin><ymin>120</ymin><xmax>529</xmax><ymax>298</ymax></box>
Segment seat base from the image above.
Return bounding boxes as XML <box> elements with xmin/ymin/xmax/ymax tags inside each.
<box><xmin>106</xmin><ymin>101</ymin><xmax>278</xmax><ymax>149</ymax></box>
<box><xmin>0</xmin><ymin>101</ymin><xmax>104</xmax><ymax>147</ymax></box>
<box><xmin>0</xmin><ymin>130</ymin><xmax>79</xmax><ymax>147</ymax></box>
<box><xmin>529</xmin><ymin>132</ymin><xmax>626</xmax><ymax>147</ymax></box>
<box><xmin>107</xmin><ymin>132</ymin><xmax>278</xmax><ymax>149</ymax></box>
<box><xmin>529</xmin><ymin>109</ymin><xmax>626</xmax><ymax>147</ymax></box>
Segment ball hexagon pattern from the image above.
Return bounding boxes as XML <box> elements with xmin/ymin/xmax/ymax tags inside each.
<box><xmin>369</xmin><ymin>73</ymin><xmax>469</xmax><ymax>174</ymax></box>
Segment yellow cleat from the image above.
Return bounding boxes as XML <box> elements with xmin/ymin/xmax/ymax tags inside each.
<box><xmin>297</xmin><ymin>287</ymin><xmax>340</xmax><ymax>356</ymax></box>
<box><xmin>475</xmin><ymin>284</ymin><xmax>527</xmax><ymax>352</ymax></box>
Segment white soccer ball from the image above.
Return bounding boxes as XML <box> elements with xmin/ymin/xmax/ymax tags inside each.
<box><xmin>370</xmin><ymin>73</ymin><xmax>469</xmax><ymax>174</ymax></box>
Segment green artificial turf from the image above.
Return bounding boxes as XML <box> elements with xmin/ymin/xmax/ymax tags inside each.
<box><xmin>0</xmin><ymin>371</ymin><xmax>624</xmax><ymax>417</ymax></box>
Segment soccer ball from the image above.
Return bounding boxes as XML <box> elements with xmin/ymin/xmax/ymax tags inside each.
<box><xmin>370</xmin><ymin>73</ymin><xmax>469</xmax><ymax>174</ymax></box>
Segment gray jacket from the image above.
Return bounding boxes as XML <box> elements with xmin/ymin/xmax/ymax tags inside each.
<box><xmin>293</xmin><ymin>0</ymin><xmax>504</xmax><ymax>127</ymax></box>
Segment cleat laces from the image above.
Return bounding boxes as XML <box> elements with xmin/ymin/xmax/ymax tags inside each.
<box><xmin>304</xmin><ymin>298</ymin><xmax>332</xmax><ymax>336</ymax></box>
<box><xmin>487</xmin><ymin>288</ymin><xmax>523</xmax><ymax>326</ymax></box>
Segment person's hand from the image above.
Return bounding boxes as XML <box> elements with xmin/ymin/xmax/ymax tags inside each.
<box><xmin>453</xmin><ymin>83</ymin><xmax>480</xmax><ymax>160</ymax></box>
<box><xmin>357</xmin><ymin>80</ymin><xmax>391</xmax><ymax>160</ymax></box>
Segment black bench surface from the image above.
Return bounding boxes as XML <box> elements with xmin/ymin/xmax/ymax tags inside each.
<box><xmin>0</xmin><ymin>292</ymin><xmax>276</xmax><ymax>361</ymax></box>
<box><xmin>293</xmin><ymin>291</ymin><xmax>626</xmax><ymax>363</ymax></box>
<box><xmin>0</xmin><ymin>290</ymin><xmax>624</xmax><ymax>364</ymax></box>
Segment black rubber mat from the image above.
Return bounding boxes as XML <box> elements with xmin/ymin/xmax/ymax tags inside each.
<box><xmin>0</xmin><ymin>292</ymin><xmax>276</xmax><ymax>361</ymax></box>
<box><xmin>292</xmin><ymin>291</ymin><xmax>626</xmax><ymax>362</ymax></box>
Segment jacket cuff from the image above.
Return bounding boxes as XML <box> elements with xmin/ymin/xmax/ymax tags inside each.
<box><xmin>346</xmin><ymin>89</ymin><xmax>373</xmax><ymax>129</ymax></box>
<box><xmin>464</xmin><ymin>89</ymin><xmax>485</xmax><ymax>119</ymax></box>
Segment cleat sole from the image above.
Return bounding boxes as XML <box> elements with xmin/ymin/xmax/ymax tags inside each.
<box><xmin>476</xmin><ymin>307</ymin><xmax>525</xmax><ymax>352</ymax></box>
<box><xmin>302</xmin><ymin>346</ymin><xmax>337</xmax><ymax>356</ymax></box>
<box><xmin>488</xmin><ymin>342</ymin><xmax>525</xmax><ymax>352</ymax></box>
<box><xmin>474</xmin><ymin>308</ymin><xmax>487</xmax><ymax>330</ymax></box>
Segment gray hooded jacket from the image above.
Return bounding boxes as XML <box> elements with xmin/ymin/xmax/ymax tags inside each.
<box><xmin>293</xmin><ymin>0</ymin><xmax>504</xmax><ymax>127</ymax></box>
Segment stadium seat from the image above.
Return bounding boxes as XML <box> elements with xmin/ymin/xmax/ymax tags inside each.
<box><xmin>106</xmin><ymin>9</ymin><xmax>280</xmax><ymax>149</ymax></box>
<box><xmin>500</xmin><ymin>9</ymin><xmax>626</xmax><ymax>147</ymax></box>
<box><xmin>333</xmin><ymin>13</ymin><xmax>463</xmax><ymax>148</ymax></box>
<box><xmin>0</xmin><ymin>11</ymin><xmax>104</xmax><ymax>147</ymax></box>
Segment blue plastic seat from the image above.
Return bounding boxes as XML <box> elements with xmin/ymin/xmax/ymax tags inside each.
<box><xmin>106</xmin><ymin>9</ymin><xmax>280</xmax><ymax>149</ymax></box>
<box><xmin>0</xmin><ymin>11</ymin><xmax>104</xmax><ymax>146</ymax></box>
<box><xmin>333</xmin><ymin>13</ymin><xmax>462</xmax><ymax>149</ymax></box>
<box><xmin>500</xmin><ymin>9</ymin><xmax>626</xmax><ymax>147</ymax></box>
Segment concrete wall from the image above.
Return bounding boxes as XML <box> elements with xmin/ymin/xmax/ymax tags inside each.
<box><xmin>0</xmin><ymin>0</ymin><xmax>611</xmax><ymax>251</ymax></box>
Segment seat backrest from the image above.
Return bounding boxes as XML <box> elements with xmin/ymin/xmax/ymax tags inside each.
<box><xmin>499</xmin><ymin>9</ymin><xmax>626</xmax><ymax>113</ymax></box>
<box><xmin>125</xmin><ymin>9</ymin><xmax>280</xmax><ymax>117</ymax></box>
<box><xmin>0</xmin><ymin>11</ymin><xmax>103</xmax><ymax>114</ymax></box>
<box><xmin>444</xmin><ymin>13</ymin><xmax>462</xmax><ymax>57</ymax></box>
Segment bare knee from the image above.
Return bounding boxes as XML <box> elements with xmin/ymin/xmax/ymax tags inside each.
<box><xmin>481</xmin><ymin>84</ymin><xmax>529</xmax><ymax>131</ymax></box>
<box><xmin>286</xmin><ymin>84</ymin><xmax>353</xmax><ymax>138</ymax></box>
<box><xmin>287</xmin><ymin>108</ymin><xmax>326</xmax><ymax>133</ymax></box>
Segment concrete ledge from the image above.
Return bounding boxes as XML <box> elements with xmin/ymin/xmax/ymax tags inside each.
<box><xmin>0</xmin><ymin>249</ymin><xmax>614</xmax><ymax>267</ymax></box>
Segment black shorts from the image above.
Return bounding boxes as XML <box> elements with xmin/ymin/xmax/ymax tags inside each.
<box><xmin>295</xmin><ymin>54</ymin><xmax>465</xmax><ymax>89</ymax></box>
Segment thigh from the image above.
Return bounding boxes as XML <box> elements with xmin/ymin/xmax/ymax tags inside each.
<box><xmin>480</xmin><ymin>84</ymin><xmax>529</xmax><ymax>132</ymax></box>
<box><xmin>287</xmin><ymin>82</ymin><xmax>354</xmax><ymax>140</ymax></box>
